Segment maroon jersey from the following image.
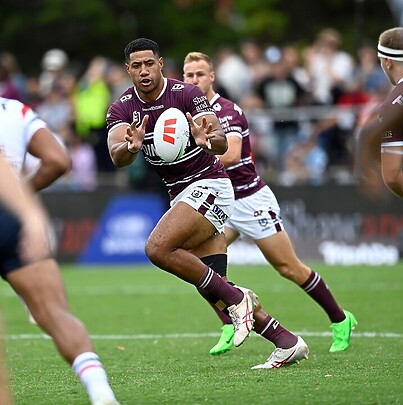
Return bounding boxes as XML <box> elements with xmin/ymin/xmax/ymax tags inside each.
<box><xmin>379</xmin><ymin>80</ymin><xmax>403</xmax><ymax>146</ymax></box>
<box><xmin>107</xmin><ymin>78</ymin><xmax>228</xmax><ymax>199</ymax></box>
<box><xmin>210</xmin><ymin>93</ymin><xmax>265</xmax><ymax>199</ymax></box>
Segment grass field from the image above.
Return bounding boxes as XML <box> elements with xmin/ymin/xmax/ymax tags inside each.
<box><xmin>0</xmin><ymin>262</ymin><xmax>402</xmax><ymax>404</ymax></box>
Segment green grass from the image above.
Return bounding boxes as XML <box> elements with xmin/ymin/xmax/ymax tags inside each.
<box><xmin>1</xmin><ymin>263</ymin><xmax>402</xmax><ymax>404</ymax></box>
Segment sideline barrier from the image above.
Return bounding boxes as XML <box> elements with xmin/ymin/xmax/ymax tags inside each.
<box><xmin>78</xmin><ymin>195</ymin><xmax>166</xmax><ymax>264</ymax></box>
<box><xmin>41</xmin><ymin>185</ymin><xmax>402</xmax><ymax>265</ymax></box>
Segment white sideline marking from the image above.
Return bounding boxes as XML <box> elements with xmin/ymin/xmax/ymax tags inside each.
<box><xmin>5</xmin><ymin>331</ymin><xmax>403</xmax><ymax>340</ymax></box>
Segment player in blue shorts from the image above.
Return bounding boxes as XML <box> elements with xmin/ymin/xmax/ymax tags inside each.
<box><xmin>107</xmin><ymin>38</ymin><xmax>309</xmax><ymax>369</ymax></box>
<box><xmin>183</xmin><ymin>51</ymin><xmax>357</xmax><ymax>361</ymax></box>
<box><xmin>0</xmin><ymin>99</ymin><xmax>119</xmax><ymax>405</ymax></box>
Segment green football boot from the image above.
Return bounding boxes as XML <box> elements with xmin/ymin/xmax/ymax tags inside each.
<box><xmin>210</xmin><ymin>324</ymin><xmax>235</xmax><ymax>356</ymax></box>
<box><xmin>329</xmin><ymin>310</ymin><xmax>357</xmax><ymax>353</ymax></box>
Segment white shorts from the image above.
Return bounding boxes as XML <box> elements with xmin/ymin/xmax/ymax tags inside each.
<box><xmin>171</xmin><ymin>178</ymin><xmax>235</xmax><ymax>234</ymax></box>
<box><xmin>226</xmin><ymin>185</ymin><xmax>284</xmax><ymax>240</ymax></box>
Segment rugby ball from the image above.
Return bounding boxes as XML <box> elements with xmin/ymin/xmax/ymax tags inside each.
<box><xmin>154</xmin><ymin>107</ymin><xmax>189</xmax><ymax>162</ymax></box>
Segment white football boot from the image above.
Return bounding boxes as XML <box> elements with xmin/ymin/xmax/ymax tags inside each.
<box><xmin>251</xmin><ymin>336</ymin><xmax>309</xmax><ymax>369</ymax></box>
<box><xmin>227</xmin><ymin>286</ymin><xmax>257</xmax><ymax>347</ymax></box>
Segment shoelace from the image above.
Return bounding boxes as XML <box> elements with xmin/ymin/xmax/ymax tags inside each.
<box><xmin>229</xmin><ymin>309</ymin><xmax>241</xmax><ymax>331</ymax></box>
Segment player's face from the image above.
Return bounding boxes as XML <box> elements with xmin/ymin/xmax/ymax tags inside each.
<box><xmin>183</xmin><ymin>60</ymin><xmax>214</xmax><ymax>97</ymax></box>
<box><xmin>126</xmin><ymin>50</ymin><xmax>164</xmax><ymax>99</ymax></box>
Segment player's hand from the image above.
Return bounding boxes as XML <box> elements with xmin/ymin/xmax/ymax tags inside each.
<box><xmin>186</xmin><ymin>113</ymin><xmax>212</xmax><ymax>150</ymax></box>
<box><xmin>124</xmin><ymin>114</ymin><xmax>149</xmax><ymax>153</ymax></box>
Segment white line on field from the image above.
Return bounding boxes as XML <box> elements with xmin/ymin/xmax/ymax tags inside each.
<box><xmin>5</xmin><ymin>331</ymin><xmax>403</xmax><ymax>340</ymax></box>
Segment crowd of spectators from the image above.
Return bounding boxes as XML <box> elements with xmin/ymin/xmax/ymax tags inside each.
<box><xmin>0</xmin><ymin>27</ymin><xmax>391</xmax><ymax>192</ymax></box>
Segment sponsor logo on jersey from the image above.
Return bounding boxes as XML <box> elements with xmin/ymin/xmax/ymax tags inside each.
<box><xmin>142</xmin><ymin>143</ymin><xmax>158</xmax><ymax>157</ymax></box>
<box><xmin>171</xmin><ymin>84</ymin><xmax>184</xmax><ymax>91</ymax></box>
<box><xmin>383</xmin><ymin>130</ymin><xmax>393</xmax><ymax>138</ymax></box>
<box><xmin>392</xmin><ymin>95</ymin><xmax>403</xmax><ymax>106</ymax></box>
<box><xmin>193</xmin><ymin>95</ymin><xmax>208</xmax><ymax>105</ymax></box>
<box><xmin>193</xmin><ymin>96</ymin><xmax>210</xmax><ymax>113</ymax></box>
<box><xmin>120</xmin><ymin>94</ymin><xmax>132</xmax><ymax>102</ymax></box>
<box><xmin>143</xmin><ymin>105</ymin><xmax>164</xmax><ymax>112</ymax></box>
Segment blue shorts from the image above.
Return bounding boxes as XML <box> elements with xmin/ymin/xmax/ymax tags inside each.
<box><xmin>0</xmin><ymin>204</ymin><xmax>23</xmax><ymax>279</ymax></box>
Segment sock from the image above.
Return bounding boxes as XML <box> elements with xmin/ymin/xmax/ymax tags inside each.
<box><xmin>72</xmin><ymin>352</ymin><xmax>115</xmax><ymax>402</ymax></box>
<box><xmin>210</xmin><ymin>303</ymin><xmax>232</xmax><ymax>324</ymax></box>
<box><xmin>301</xmin><ymin>271</ymin><xmax>345</xmax><ymax>323</ymax></box>
<box><xmin>254</xmin><ymin>315</ymin><xmax>298</xmax><ymax>349</ymax></box>
<box><xmin>196</xmin><ymin>266</ymin><xmax>243</xmax><ymax>307</ymax></box>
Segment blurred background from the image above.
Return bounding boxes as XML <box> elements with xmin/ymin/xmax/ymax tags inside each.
<box><xmin>0</xmin><ymin>0</ymin><xmax>401</xmax><ymax>265</ymax></box>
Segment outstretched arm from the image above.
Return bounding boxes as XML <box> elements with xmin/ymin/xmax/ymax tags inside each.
<box><xmin>187</xmin><ymin>113</ymin><xmax>227</xmax><ymax>155</ymax></box>
<box><xmin>108</xmin><ymin>115</ymin><xmax>149</xmax><ymax>168</ymax></box>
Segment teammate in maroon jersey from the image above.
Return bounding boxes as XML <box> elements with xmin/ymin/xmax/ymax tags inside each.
<box><xmin>107</xmin><ymin>38</ymin><xmax>309</xmax><ymax>369</ymax></box>
<box><xmin>355</xmin><ymin>27</ymin><xmax>403</xmax><ymax>199</ymax></box>
<box><xmin>183</xmin><ymin>51</ymin><xmax>357</xmax><ymax>359</ymax></box>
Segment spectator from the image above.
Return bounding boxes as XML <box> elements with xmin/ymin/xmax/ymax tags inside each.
<box><xmin>354</xmin><ymin>41</ymin><xmax>391</xmax><ymax>95</ymax></box>
<box><xmin>0</xmin><ymin>52</ymin><xmax>27</xmax><ymax>102</ymax></box>
<box><xmin>280</xmin><ymin>135</ymin><xmax>328</xmax><ymax>186</ymax></box>
<box><xmin>36</xmin><ymin>83</ymin><xmax>74</xmax><ymax>135</ymax></box>
<box><xmin>256</xmin><ymin>46</ymin><xmax>311</xmax><ymax>170</ymax></box>
<box><xmin>215</xmin><ymin>45</ymin><xmax>253</xmax><ymax>103</ymax></box>
<box><xmin>63</xmin><ymin>125</ymin><xmax>98</xmax><ymax>191</ymax></box>
<box><xmin>281</xmin><ymin>44</ymin><xmax>311</xmax><ymax>92</ymax></box>
<box><xmin>105</xmin><ymin>62</ymin><xmax>133</xmax><ymax>102</ymax></box>
<box><xmin>239</xmin><ymin>38</ymin><xmax>271</xmax><ymax>86</ymax></box>
<box><xmin>304</xmin><ymin>28</ymin><xmax>355</xmax><ymax>105</ymax></box>
<box><xmin>38</xmin><ymin>49</ymin><xmax>75</xmax><ymax>99</ymax></box>
<box><xmin>73</xmin><ymin>56</ymin><xmax>114</xmax><ymax>172</ymax></box>
<box><xmin>0</xmin><ymin>61</ymin><xmax>20</xmax><ymax>100</ymax></box>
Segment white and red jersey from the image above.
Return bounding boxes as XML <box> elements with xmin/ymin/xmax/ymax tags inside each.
<box><xmin>0</xmin><ymin>97</ymin><xmax>47</xmax><ymax>173</ymax></box>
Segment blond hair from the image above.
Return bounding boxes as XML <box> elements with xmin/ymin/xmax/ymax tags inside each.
<box><xmin>183</xmin><ymin>52</ymin><xmax>214</xmax><ymax>71</ymax></box>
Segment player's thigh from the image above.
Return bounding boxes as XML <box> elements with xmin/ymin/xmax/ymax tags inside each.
<box><xmin>148</xmin><ymin>178</ymin><xmax>234</xmax><ymax>252</ymax></box>
<box><xmin>148</xmin><ymin>201</ymin><xmax>217</xmax><ymax>251</ymax></box>
<box><xmin>255</xmin><ymin>231</ymin><xmax>301</xmax><ymax>268</ymax></box>
<box><xmin>6</xmin><ymin>259</ymin><xmax>68</xmax><ymax>308</ymax></box>
<box><xmin>224</xmin><ymin>226</ymin><xmax>239</xmax><ymax>245</ymax></box>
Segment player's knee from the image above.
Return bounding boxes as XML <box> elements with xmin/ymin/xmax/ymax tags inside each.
<box><xmin>200</xmin><ymin>254</ymin><xmax>228</xmax><ymax>277</ymax></box>
<box><xmin>275</xmin><ymin>261</ymin><xmax>310</xmax><ymax>282</ymax></box>
<box><xmin>145</xmin><ymin>237</ymin><xmax>168</xmax><ymax>266</ymax></box>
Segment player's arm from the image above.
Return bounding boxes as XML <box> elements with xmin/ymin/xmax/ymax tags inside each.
<box><xmin>108</xmin><ymin>116</ymin><xmax>149</xmax><ymax>168</ymax></box>
<box><xmin>381</xmin><ymin>148</ymin><xmax>403</xmax><ymax>199</ymax></box>
<box><xmin>187</xmin><ymin>112</ymin><xmax>227</xmax><ymax>155</ymax></box>
<box><xmin>353</xmin><ymin>117</ymin><xmax>382</xmax><ymax>181</ymax></box>
<box><xmin>27</xmin><ymin>127</ymin><xmax>71</xmax><ymax>192</ymax></box>
<box><xmin>217</xmin><ymin>135</ymin><xmax>242</xmax><ymax>167</ymax></box>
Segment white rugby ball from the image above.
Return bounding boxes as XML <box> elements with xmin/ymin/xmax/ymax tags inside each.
<box><xmin>154</xmin><ymin>107</ymin><xmax>189</xmax><ymax>162</ymax></box>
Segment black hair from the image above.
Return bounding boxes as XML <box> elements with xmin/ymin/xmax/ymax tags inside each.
<box><xmin>124</xmin><ymin>38</ymin><xmax>160</xmax><ymax>62</ymax></box>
